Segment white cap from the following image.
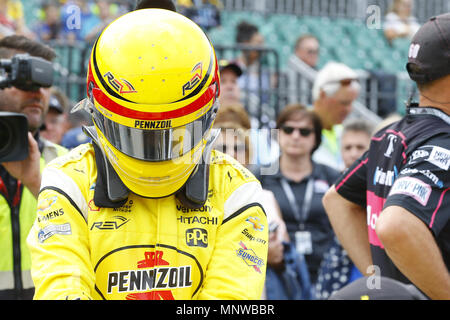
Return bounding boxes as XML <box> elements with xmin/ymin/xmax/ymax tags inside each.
<box><xmin>312</xmin><ymin>61</ymin><xmax>360</xmax><ymax>102</ymax></box>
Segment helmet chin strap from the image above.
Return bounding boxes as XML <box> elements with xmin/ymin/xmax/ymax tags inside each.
<box><xmin>83</xmin><ymin>125</ymin><xmax>221</xmax><ymax>209</ymax></box>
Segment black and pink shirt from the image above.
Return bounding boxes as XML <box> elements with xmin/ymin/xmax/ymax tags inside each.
<box><xmin>335</xmin><ymin>106</ymin><xmax>450</xmax><ymax>284</ymax></box>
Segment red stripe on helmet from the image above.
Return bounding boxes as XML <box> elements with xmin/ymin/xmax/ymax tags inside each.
<box><xmin>92</xmin><ymin>85</ymin><xmax>216</xmax><ymax>120</ymax></box>
<box><xmin>87</xmin><ymin>55</ymin><xmax>218</xmax><ymax>120</ymax></box>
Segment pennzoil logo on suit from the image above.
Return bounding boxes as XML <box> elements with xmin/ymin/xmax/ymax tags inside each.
<box><xmin>95</xmin><ymin>245</ymin><xmax>203</xmax><ymax>300</ymax></box>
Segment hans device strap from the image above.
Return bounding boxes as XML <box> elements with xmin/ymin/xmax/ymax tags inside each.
<box><xmin>176</xmin><ymin>129</ymin><xmax>220</xmax><ymax>209</ymax></box>
<box><xmin>85</xmin><ymin>126</ymin><xmax>220</xmax><ymax>209</ymax></box>
<box><xmin>84</xmin><ymin>126</ymin><xmax>129</xmax><ymax>207</ymax></box>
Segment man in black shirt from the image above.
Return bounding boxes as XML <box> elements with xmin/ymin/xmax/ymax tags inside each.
<box><xmin>323</xmin><ymin>14</ymin><xmax>450</xmax><ymax>300</ymax></box>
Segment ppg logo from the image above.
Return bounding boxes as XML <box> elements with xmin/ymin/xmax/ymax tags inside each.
<box><xmin>186</xmin><ymin>228</ymin><xmax>208</xmax><ymax>248</ymax></box>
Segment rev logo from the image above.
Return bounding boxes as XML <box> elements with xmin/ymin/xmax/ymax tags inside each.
<box><xmin>182</xmin><ymin>62</ymin><xmax>202</xmax><ymax>96</ymax></box>
<box><xmin>103</xmin><ymin>72</ymin><xmax>137</xmax><ymax>94</ymax></box>
<box><xmin>91</xmin><ymin>216</ymin><xmax>129</xmax><ymax>230</ymax></box>
<box><xmin>186</xmin><ymin>228</ymin><xmax>208</xmax><ymax>248</ymax></box>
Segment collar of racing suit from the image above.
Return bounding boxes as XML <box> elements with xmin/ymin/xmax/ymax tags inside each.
<box><xmin>407</xmin><ymin>105</ymin><xmax>450</xmax><ymax>125</ymax></box>
<box><xmin>82</xmin><ymin>125</ymin><xmax>220</xmax><ymax>209</ymax></box>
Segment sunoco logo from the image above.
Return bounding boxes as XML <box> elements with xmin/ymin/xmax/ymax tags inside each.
<box><xmin>94</xmin><ymin>245</ymin><xmax>203</xmax><ymax>300</ymax></box>
<box><xmin>236</xmin><ymin>241</ymin><xmax>264</xmax><ymax>273</ymax></box>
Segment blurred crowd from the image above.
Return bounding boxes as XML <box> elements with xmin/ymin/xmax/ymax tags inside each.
<box><xmin>0</xmin><ymin>0</ymin><xmax>420</xmax><ymax>153</ymax></box>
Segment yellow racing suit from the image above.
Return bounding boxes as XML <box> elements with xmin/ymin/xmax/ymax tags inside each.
<box><xmin>27</xmin><ymin>143</ymin><xmax>268</xmax><ymax>300</ymax></box>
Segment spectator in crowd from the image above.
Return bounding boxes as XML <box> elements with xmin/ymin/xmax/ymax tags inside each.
<box><xmin>292</xmin><ymin>34</ymin><xmax>320</xmax><ymax>70</ymax></box>
<box><xmin>84</xmin><ymin>0</ymin><xmax>117</xmax><ymax>43</ymax></box>
<box><xmin>340</xmin><ymin>118</ymin><xmax>374</xmax><ymax>169</ymax></box>
<box><xmin>323</xmin><ymin>14</ymin><xmax>450</xmax><ymax>300</ymax></box>
<box><xmin>60</xmin><ymin>105</ymin><xmax>93</xmax><ymax>150</ymax></box>
<box><xmin>213</xmin><ymin>103</ymin><xmax>253</xmax><ymax>165</ymax></box>
<box><xmin>218</xmin><ymin>59</ymin><xmax>242</xmax><ymax>107</ymax></box>
<box><xmin>33</xmin><ymin>1</ymin><xmax>62</xmax><ymax>41</ymax></box>
<box><xmin>40</xmin><ymin>87</ymin><xmax>71</xmax><ymax>145</ymax></box>
<box><xmin>286</xmin><ymin>34</ymin><xmax>320</xmax><ymax>105</ymax></box>
<box><xmin>234</xmin><ymin>21</ymin><xmax>272</xmax><ymax>112</ymax></box>
<box><xmin>314</xmin><ymin>118</ymin><xmax>373</xmax><ymax>299</ymax></box>
<box><xmin>257</xmin><ymin>103</ymin><xmax>340</xmax><ymax>288</ymax></box>
<box><xmin>0</xmin><ymin>0</ymin><xmax>31</xmax><ymax>38</ymax></box>
<box><xmin>233</xmin><ymin>21</ymin><xmax>279</xmax><ymax>166</ymax></box>
<box><xmin>235</xmin><ymin>21</ymin><xmax>264</xmax><ymax>70</ymax></box>
<box><xmin>177</xmin><ymin>0</ymin><xmax>222</xmax><ymax>31</ymax></box>
<box><xmin>0</xmin><ymin>0</ymin><xmax>15</xmax><ymax>37</ymax></box>
<box><xmin>384</xmin><ymin>0</ymin><xmax>420</xmax><ymax>43</ymax></box>
<box><xmin>218</xmin><ymin>58</ymin><xmax>279</xmax><ymax>167</ymax></box>
<box><xmin>311</xmin><ymin>62</ymin><xmax>361</xmax><ymax>171</ymax></box>
<box><xmin>212</xmin><ymin>104</ymin><xmax>289</xmax><ymax>299</ymax></box>
<box><xmin>0</xmin><ymin>35</ymin><xmax>67</xmax><ymax>300</ymax></box>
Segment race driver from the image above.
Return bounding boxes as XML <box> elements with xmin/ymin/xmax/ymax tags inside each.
<box><xmin>27</xmin><ymin>9</ymin><xmax>268</xmax><ymax>300</ymax></box>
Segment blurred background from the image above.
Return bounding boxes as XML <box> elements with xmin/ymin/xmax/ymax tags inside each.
<box><xmin>2</xmin><ymin>0</ymin><xmax>448</xmax><ymax>129</ymax></box>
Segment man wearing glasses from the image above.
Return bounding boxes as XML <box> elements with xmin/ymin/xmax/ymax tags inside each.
<box><xmin>293</xmin><ymin>34</ymin><xmax>320</xmax><ymax>70</ymax></box>
<box><xmin>311</xmin><ymin>62</ymin><xmax>361</xmax><ymax>171</ymax></box>
<box><xmin>287</xmin><ymin>34</ymin><xmax>321</xmax><ymax>105</ymax></box>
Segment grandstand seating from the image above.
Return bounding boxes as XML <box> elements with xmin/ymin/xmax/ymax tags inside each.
<box><xmin>207</xmin><ymin>10</ymin><xmax>418</xmax><ymax>115</ymax></box>
<box><xmin>208</xmin><ymin>10</ymin><xmax>410</xmax><ymax>74</ymax></box>
<box><xmin>17</xmin><ymin>2</ymin><xmax>416</xmax><ymax>115</ymax></box>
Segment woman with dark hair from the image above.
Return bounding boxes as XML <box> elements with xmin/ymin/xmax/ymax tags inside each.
<box><xmin>257</xmin><ymin>103</ymin><xmax>340</xmax><ymax>295</ymax></box>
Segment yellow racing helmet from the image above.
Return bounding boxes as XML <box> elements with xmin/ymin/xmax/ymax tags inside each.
<box><xmin>80</xmin><ymin>9</ymin><xmax>220</xmax><ymax>198</ymax></box>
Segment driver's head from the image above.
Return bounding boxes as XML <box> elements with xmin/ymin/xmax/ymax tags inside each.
<box><xmin>82</xmin><ymin>9</ymin><xmax>220</xmax><ymax>198</ymax></box>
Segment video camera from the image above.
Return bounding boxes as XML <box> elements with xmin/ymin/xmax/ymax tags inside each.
<box><xmin>0</xmin><ymin>54</ymin><xmax>53</xmax><ymax>91</ymax></box>
<box><xmin>0</xmin><ymin>54</ymin><xmax>54</xmax><ymax>162</ymax></box>
<box><xmin>0</xmin><ymin>112</ymin><xmax>28</xmax><ymax>162</ymax></box>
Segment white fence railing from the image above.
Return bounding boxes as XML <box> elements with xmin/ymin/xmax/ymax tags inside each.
<box><xmin>221</xmin><ymin>0</ymin><xmax>450</xmax><ymax>23</ymax></box>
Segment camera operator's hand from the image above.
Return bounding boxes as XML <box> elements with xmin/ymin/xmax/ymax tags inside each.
<box><xmin>2</xmin><ymin>132</ymin><xmax>42</xmax><ymax>198</ymax></box>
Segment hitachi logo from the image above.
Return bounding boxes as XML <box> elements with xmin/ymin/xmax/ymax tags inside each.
<box><xmin>177</xmin><ymin>215</ymin><xmax>218</xmax><ymax>225</ymax></box>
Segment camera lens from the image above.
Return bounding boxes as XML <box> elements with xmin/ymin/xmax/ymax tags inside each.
<box><xmin>0</xmin><ymin>119</ymin><xmax>12</xmax><ymax>155</ymax></box>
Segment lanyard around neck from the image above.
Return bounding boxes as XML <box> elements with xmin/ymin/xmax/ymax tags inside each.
<box><xmin>280</xmin><ymin>177</ymin><xmax>314</xmax><ymax>231</ymax></box>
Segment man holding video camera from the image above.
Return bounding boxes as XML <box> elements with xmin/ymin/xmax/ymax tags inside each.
<box><xmin>0</xmin><ymin>35</ymin><xmax>67</xmax><ymax>300</ymax></box>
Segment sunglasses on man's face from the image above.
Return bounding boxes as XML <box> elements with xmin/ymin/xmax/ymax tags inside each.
<box><xmin>325</xmin><ymin>78</ymin><xmax>359</xmax><ymax>87</ymax></box>
<box><xmin>281</xmin><ymin>126</ymin><xmax>314</xmax><ymax>137</ymax></box>
<box><xmin>306</xmin><ymin>48</ymin><xmax>319</xmax><ymax>55</ymax></box>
